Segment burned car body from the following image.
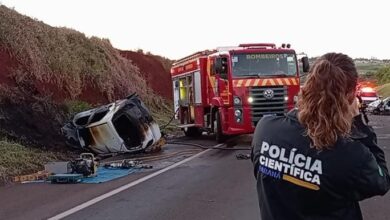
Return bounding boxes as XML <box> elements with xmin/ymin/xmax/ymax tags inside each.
<box><xmin>62</xmin><ymin>94</ymin><xmax>161</xmax><ymax>154</ymax></box>
<box><xmin>367</xmin><ymin>97</ymin><xmax>390</xmax><ymax>115</ymax></box>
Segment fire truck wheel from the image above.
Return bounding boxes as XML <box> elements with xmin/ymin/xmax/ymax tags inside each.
<box><xmin>184</xmin><ymin>127</ymin><xmax>202</xmax><ymax>137</ymax></box>
<box><xmin>214</xmin><ymin>111</ymin><xmax>226</xmax><ymax>143</ymax></box>
<box><xmin>183</xmin><ymin>111</ymin><xmax>202</xmax><ymax>137</ymax></box>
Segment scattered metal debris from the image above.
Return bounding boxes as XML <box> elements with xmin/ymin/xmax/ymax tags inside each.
<box><xmin>62</xmin><ymin>93</ymin><xmax>162</xmax><ymax>154</ymax></box>
<box><xmin>103</xmin><ymin>159</ymin><xmax>153</xmax><ymax>169</ymax></box>
<box><xmin>236</xmin><ymin>153</ymin><xmax>251</xmax><ymax>160</ymax></box>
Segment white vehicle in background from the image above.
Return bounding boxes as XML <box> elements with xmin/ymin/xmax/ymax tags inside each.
<box><xmin>367</xmin><ymin>97</ymin><xmax>390</xmax><ymax>115</ymax></box>
<box><xmin>358</xmin><ymin>87</ymin><xmax>380</xmax><ymax>104</ymax></box>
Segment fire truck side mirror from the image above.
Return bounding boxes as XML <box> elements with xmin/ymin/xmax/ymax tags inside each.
<box><xmin>215</xmin><ymin>57</ymin><xmax>228</xmax><ymax>79</ymax></box>
<box><xmin>214</xmin><ymin>58</ymin><xmax>223</xmax><ymax>74</ymax></box>
<box><xmin>301</xmin><ymin>57</ymin><xmax>310</xmax><ymax>73</ymax></box>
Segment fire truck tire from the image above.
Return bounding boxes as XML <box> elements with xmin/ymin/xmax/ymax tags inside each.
<box><xmin>215</xmin><ymin>111</ymin><xmax>226</xmax><ymax>143</ymax></box>
<box><xmin>184</xmin><ymin>127</ymin><xmax>202</xmax><ymax>137</ymax></box>
<box><xmin>183</xmin><ymin>111</ymin><xmax>202</xmax><ymax>137</ymax></box>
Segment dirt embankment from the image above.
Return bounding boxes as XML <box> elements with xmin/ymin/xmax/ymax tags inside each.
<box><xmin>0</xmin><ymin>50</ymin><xmax>68</xmax><ymax>149</ymax></box>
<box><xmin>0</xmin><ymin>5</ymin><xmax>173</xmax><ymax>151</ymax></box>
<box><xmin>120</xmin><ymin>51</ymin><xmax>173</xmax><ymax>100</ymax></box>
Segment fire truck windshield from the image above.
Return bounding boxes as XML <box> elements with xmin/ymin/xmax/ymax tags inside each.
<box><xmin>231</xmin><ymin>53</ymin><xmax>297</xmax><ymax>78</ymax></box>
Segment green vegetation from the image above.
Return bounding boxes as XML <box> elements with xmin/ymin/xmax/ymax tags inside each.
<box><xmin>355</xmin><ymin>62</ymin><xmax>387</xmax><ymax>75</ymax></box>
<box><xmin>377</xmin><ymin>83</ymin><xmax>390</xmax><ymax>98</ymax></box>
<box><xmin>0</xmin><ymin>140</ymin><xmax>67</xmax><ymax>183</ymax></box>
<box><xmin>151</xmin><ymin>107</ymin><xmax>179</xmax><ymax>133</ymax></box>
<box><xmin>374</xmin><ymin>66</ymin><xmax>390</xmax><ymax>84</ymax></box>
<box><xmin>64</xmin><ymin>100</ymin><xmax>93</xmax><ymax>116</ymax></box>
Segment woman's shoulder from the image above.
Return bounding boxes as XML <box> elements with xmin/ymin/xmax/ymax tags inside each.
<box><xmin>257</xmin><ymin>109</ymin><xmax>301</xmax><ymax>128</ymax></box>
<box><xmin>335</xmin><ymin>137</ymin><xmax>372</xmax><ymax>162</ymax></box>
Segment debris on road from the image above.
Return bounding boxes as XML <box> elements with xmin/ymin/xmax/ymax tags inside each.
<box><xmin>16</xmin><ymin>152</ymin><xmax>155</xmax><ymax>184</ymax></box>
<box><xmin>236</xmin><ymin>153</ymin><xmax>251</xmax><ymax>160</ymax></box>
<box><xmin>62</xmin><ymin>93</ymin><xmax>162</xmax><ymax>154</ymax></box>
<box><xmin>103</xmin><ymin>159</ymin><xmax>153</xmax><ymax>169</ymax></box>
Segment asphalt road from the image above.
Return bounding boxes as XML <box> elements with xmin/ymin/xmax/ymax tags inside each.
<box><xmin>0</xmin><ymin>115</ymin><xmax>389</xmax><ymax>220</ymax></box>
<box><xmin>360</xmin><ymin>115</ymin><xmax>390</xmax><ymax>220</ymax></box>
<box><xmin>64</xmin><ymin>148</ymin><xmax>258</xmax><ymax>220</ymax></box>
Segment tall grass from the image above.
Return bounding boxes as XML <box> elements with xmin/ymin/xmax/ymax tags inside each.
<box><xmin>0</xmin><ymin>5</ymin><xmax>164</xmax><ymax>107</ymax></box>
<box><xmin>0</xmin><ymin>139</ymin><xmax>66</xmax><ymax>182</ymax></box>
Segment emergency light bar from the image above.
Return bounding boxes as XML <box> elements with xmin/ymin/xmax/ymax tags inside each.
<box><xmin>361</xmin><ymin>87</ymin><xmax>374</xmax><ymax>93</ymax></box>
<box><xmin>239</xmin><ymin>43</ymin><xmax>276</xmax><ymax>48</ymax></box>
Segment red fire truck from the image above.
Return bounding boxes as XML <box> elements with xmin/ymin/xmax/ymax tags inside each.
<box><xmin>171</xmin><ymin>43</ymin><xmax>309</xmax><ymax>142</ymax></box>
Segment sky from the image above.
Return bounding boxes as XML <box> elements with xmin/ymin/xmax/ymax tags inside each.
<box><xmin>1</xmin><ymin>0</ymin><xmax>389</xmax><ymax>60</ymax></box>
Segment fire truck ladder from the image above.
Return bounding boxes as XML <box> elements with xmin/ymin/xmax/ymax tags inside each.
<box><xmin>173</xmin><ymin>50</ymin><xmax>216</xmax><ymax>66</ymax></box>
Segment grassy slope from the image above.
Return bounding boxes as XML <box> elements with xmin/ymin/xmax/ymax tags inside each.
<box><xmin>0</xmin><ymin>5</ymin><xmax>159</xmax><ymax>103</ymax></box>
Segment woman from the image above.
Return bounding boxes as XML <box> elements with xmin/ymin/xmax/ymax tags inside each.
<box><xmin>251</xmin><ymin>53</ymin><xmax>390</xmax><ymax>220</ymax></box>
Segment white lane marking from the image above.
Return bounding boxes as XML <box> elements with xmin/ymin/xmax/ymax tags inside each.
<box><xmin>377</xmin><ymin>134</ymin><xmax>390</xmax><ymax>140</ymax></box>
<box><xmin>48</xmin><ymin>146</ymin><xmax>217</xmax><ymax>220</ymax></box>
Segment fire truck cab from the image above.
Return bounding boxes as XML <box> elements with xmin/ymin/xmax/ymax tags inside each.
<box><xmin>171</xmin><ymin>43</ymin><xmax>309</xmax><ymax>142</ymax></box>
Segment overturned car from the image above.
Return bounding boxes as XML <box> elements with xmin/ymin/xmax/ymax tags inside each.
<box><xmin>366</xmin><ymin>97</ymin><xmax>390</xmax><ymax>115</ymax></box>
<box><xmin>62</xmin><ymin>94</ymin><xmax>161</xmax><ymax>154</ymax></box>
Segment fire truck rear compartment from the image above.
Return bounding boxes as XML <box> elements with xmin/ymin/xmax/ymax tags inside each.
<box><xmin>249</xmin><ymin>86</ymin><xmax>287</xmax><ymax>125</ymax></box>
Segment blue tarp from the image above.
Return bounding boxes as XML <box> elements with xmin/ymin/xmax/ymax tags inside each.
<box><xmin>82</xmin><ymin>167</ymin><xmax>137</xmax><ymax>183</ymax></box>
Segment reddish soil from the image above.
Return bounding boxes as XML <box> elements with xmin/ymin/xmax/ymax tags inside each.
<box><xmin>78</xmin><ymin>82</ymin><xmax>109</xmax><ymax>104</ymax></box>
<box><xmin>120</xmin><ymin>50</ymin><xmax>172</xmax><ymax>100</ymax></box>
<box><xmin>0</xmin><ymin>49</ymin><xmax>106</xmax><ymax>149</ymax></box>
<box><xmin>0</xmin><ymin>49</ymin><xmax>172</xmax><ymax>104</ymax></box>
<box><xmin>33</xmin><ymin>78</ymin><xmax>109</xmax><ymax>104</ymax></box>
<box><xmin>0</xmin><ymin>49</ymin><xmax>17</xmax><ymax>87</ymax></box>
<box><xmin>0</xmin><ymin>52</ymin><xmax>109</xmax><ymax>106</ymax></box>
